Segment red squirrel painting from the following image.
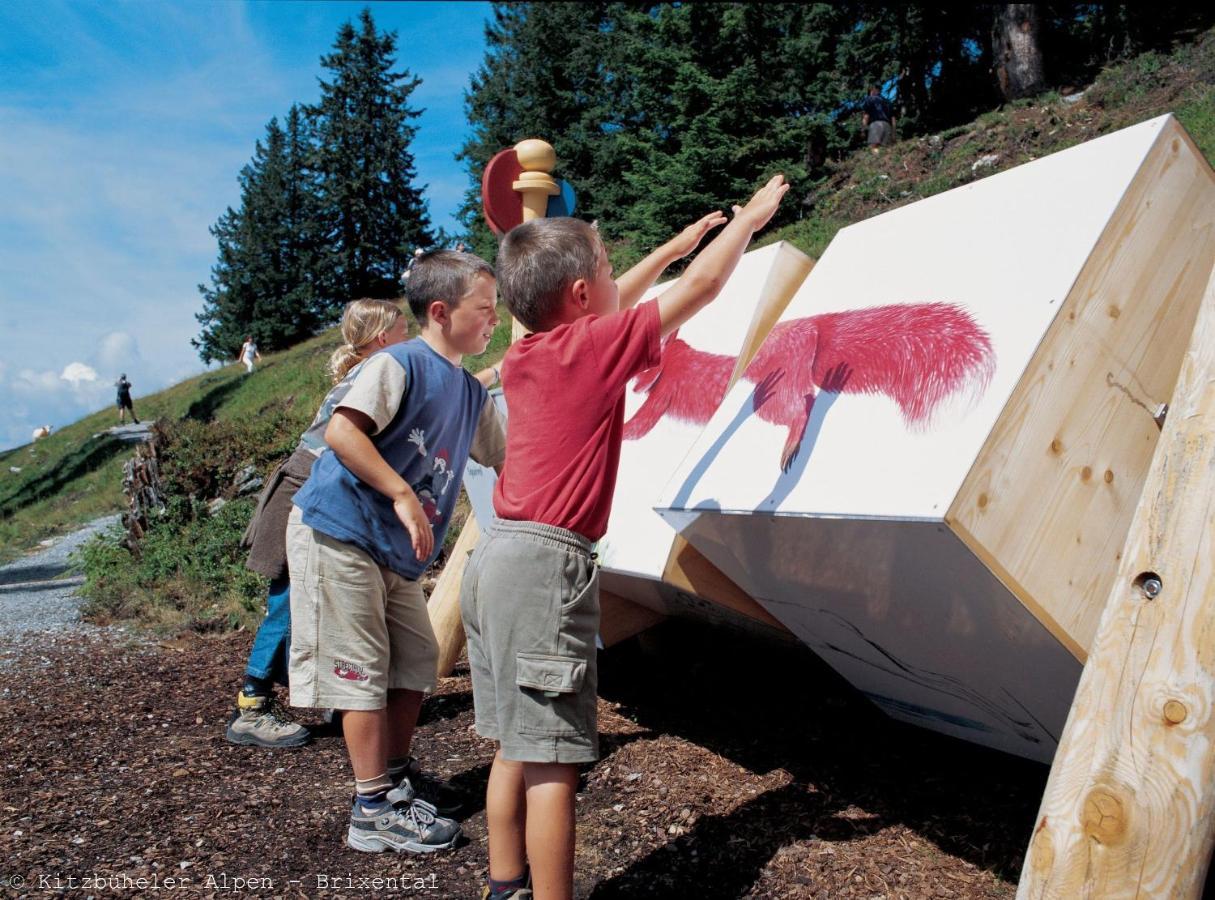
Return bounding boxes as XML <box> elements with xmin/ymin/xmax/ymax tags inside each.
<box><xmin>624</xmin><ymin>302</ymin><xmax>996</xmax><ymax>471</ymax></box>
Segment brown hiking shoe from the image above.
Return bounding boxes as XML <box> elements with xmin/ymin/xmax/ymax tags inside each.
<box><xmin>224</xmin><ymin>691</ymin><xmax>311</xmax><ymax>748</ymax></box>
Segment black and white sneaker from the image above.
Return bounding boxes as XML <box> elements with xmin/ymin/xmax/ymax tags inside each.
<box><xmin>387</xmin><ymin>756</ymin><xmax>465</xmax><ymax>817</ymax></box>
<box><xmin>346</xmin><ymin>796</ymin><xmax>461</xmax><ymax>854</ymax></box>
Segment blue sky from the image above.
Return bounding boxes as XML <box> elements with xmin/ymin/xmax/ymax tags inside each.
<box><xmin>0</xmin><ymin>0</ymin><xmax>492</xmax><ymax>450</ymax></box>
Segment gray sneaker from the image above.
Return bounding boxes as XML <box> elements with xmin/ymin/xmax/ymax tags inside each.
<box><xmin>387</xmin><ymin>757</ymin><xmax>464</xmax><ymax>816</ymax></box>
<box><xmin>224</xmin><ymin>692</ymin><xmax>311</xmax><ymax>748</ymax></box>
<box><xmin>346</xmin><ymin>796</ymin><xmax>461</xmax><ymax>853</ymax></box>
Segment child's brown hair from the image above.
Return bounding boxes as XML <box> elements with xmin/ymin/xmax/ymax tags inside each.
<box><xmin>403</xmin><ymin>250</ymin><xmax>494</xmax><ymax>326</ymax></box>
<box><xmin>496</xmin><ymin>217</ymin><xmax>600</xmax><ymax>331</ymax></box>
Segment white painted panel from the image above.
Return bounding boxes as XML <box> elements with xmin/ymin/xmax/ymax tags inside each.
<box><xmin>657</xmin><ymin>116</ymin><xmax>1167</xmax><ymax>520</ymax></box>
<box><xmin>464</xmin><ymin>388</ymin><xmax>505</xmax><ymax>528</ymax></box>
<box><xmin>603</xmin><ymin>243</ymin><xmax>801</xmax><ymax>579</ymax></box>
<box><xmin>665</xmin><ymin>509</ymin><xmax>1081</xmax><ymax>761</ymax></box>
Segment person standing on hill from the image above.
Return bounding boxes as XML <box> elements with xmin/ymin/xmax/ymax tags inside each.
<box><xmin>238</xmin><ymin>336</ymin><xmax>262</xmax><ymax>374</ymax></box>
<box><xmin>862</xmin><ymin>85</ymin><xmax>896</xmax><ymax>152</ymax></box>
<box><xmin>116</xmin><ymin>374</ymin><xmax>139</xmax><ymax>424</ymax></box>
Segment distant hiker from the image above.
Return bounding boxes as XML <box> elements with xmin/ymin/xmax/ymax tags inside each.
<box><xmin>455</xmin><ymin>241</ymin><xmax>466</xmax><ymax>253</ymax></box>
<box><xmin>238</xmin><ymin>336</ymin><xmax>261</xmax><ymax>374</ymax></box>
<box><xmin>862</xmin><ymin>85</ymin><xmax>896</xmax><ymax>152</ymax></box>
<box><xmin>402</xmin><ymin>246</ymin><xmax>425</xmax><ymax>280</ymax></box>
<box><xmin>31</xmin><ymin>425</ymin><xmax>51</xmax><ymax>441</ymax></box>
<box><xmin>461</xmin><ymin>176</ymin><xmax>785</xmax><ymax>900</ymax></box>
<box><xmin>116</xmin><ymin>374</ymin><xmax>139</xmax><ymax>424</ymax></box>
<box><xmin>287</xmin><ymin>250</ymin><xmax>504</xmax><ymax>853</ymax></box>
<box><xmin>227</xmin><ymin>299</ymin><xmax>410</xmax><ymax>750</ymax></box>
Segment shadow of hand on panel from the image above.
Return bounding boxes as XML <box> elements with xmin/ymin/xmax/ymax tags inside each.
<box><xmin>670</xmin><ymin>372</ymin><xmax>785</xmax><ymax>513</ymax></box>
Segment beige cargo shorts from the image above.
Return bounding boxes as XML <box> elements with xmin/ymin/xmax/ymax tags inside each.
<box><xmin>460</xmin><ymin>519</ymin><xmax>600</xmax><ymax>764</ymax></box>
<box><xmin>285</xmin><ymin>506</ymin><xmax>438</xmax><ymax>710</ymax></box>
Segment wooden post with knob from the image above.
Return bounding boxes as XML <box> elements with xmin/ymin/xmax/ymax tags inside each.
<box><xmin>508</xmin><ymin>138</ymin><xmax>559</xmax><ymax>341</ymax></box>
<box><xmin>1017</xmin><ymin>257</ymin><xmax>1215</xmax><ymax>897</ymax></box>
<box><xmin>513</xmin><ymin>138</ymin><xmax>560</xmax><ymax>222</ymax></box>
<box><xmin>428</xmin><ymin>139</ymin><xmax>575</xmax><ymax>677</ymax></box>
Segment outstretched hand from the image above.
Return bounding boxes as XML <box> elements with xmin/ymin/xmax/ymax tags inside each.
<box><xmin>733</xmin><ymin>174</ymin><xmax>789</xmax><ymax>233</ymax></box>
<box><xmin>666</xmin><ymin>211</ymin><xmax>729</xmax><ymax>259</ymax></box>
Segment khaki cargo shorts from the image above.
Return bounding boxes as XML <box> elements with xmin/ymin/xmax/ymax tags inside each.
<box><xmin>460</xmin><ymin>519</ymin><xmax>600</xmax><ymax>764</ymax></box>
<box><xmin>285</xmin><ymin>507</ymin><xmax>438</xmax><ymax>710</ymax></box>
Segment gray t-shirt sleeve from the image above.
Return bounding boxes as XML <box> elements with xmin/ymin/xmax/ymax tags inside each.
<box><xmin>335</xmin><ymin>353</ymin><xmax>407</xmax><ymax>434</ymax></box>
<box><xmin>469</xmin><ymin>395</ymin><xmax>507</xmax><ymax>468</ymax></box>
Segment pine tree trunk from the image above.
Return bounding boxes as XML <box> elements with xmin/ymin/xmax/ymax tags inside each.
<box><xmin>992</xmin><ymin>4</ymin><xmax>1045</xmax><ymax>100</ymax></box>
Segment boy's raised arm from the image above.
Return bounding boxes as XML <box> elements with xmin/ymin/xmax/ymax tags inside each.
<box><xmin>615</xmin><ymin>211</ymin><xmax>727</xmax><ymax>310</ymax></box>
<box><xmin>655</xmin><ymin>174</ymin><xmax>788</xmax><ymax>336</ymax></box>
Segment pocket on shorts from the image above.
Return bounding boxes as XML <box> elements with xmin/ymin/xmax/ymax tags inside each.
<box><xmin>560</xmin><ymin>555</ymin><xmax>598</xmax><ymax>612</ymax></box>
<box><xmin>516</xmin><ymin>652</ymin><xmax>585</xmax><ymax>696</ymax></box>
<box><xmin>515</xmin><ymin>652</ymin><xmax>589</xmax><ymax>736</ymax></box>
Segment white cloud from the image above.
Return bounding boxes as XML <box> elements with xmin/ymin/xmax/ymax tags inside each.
<box><xmin>60</xmin><ymin>361</ymin><xmax>99</xmax><ymax>385</ymax></box>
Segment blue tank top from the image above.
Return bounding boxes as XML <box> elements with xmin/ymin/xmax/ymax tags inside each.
<box><xmin>293</xmin><ymin>339</ymin><xmax>487</xmax><ymax>579</ymax></box>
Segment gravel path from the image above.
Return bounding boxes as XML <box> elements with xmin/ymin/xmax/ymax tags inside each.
<box><xmin>0</xmin><ymin>514</ymin><xmax>120</xmax><ymax>637</ymax></box>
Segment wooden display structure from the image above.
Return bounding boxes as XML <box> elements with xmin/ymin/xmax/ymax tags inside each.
<box><xmin>1018</xmin><ymin>257</ymin><xmax>1215</xmax><ymax>897</ymax></box>
<box><xmin>653</xmin><ymin>114</ymin><xmax>1215</xmax><ymax>763</ymax></box>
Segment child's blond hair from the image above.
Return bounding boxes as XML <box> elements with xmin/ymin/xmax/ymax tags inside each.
<box><xmin>328</xmin><ymin>298</ymin><xmax>404</xmax><ymax>382</ymax></box>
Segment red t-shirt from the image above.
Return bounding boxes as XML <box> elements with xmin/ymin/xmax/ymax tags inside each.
<box><xmin>493</xmin><ymin>300</ymin><xmax>662</xmax><ymax>540</ymax></box>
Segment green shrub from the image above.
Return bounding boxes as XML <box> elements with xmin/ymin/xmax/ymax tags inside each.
<box><xmin>1177</xmin><ymin>85</ymin><xmax>1215</xmax><ymax>160</ymax></box>
<box><xmin>75</xmin><ymin>413</ymin><xmax>293</xmax><ymax>633</ymax></box>
<box><xmin>78</xmin><ymin>496</ymin><xmax>266</xmax><ymax>633</ymax></box>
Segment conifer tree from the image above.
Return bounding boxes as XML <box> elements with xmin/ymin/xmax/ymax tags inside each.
<box><xmin>459</xmin><ymin>2</ymin><xmax>1212</xmax><ymax>259</ymax></box>
<box><xmin>193</xmin><ymin>111</ymin><xmax>322</xmax><ymax>362</ymax></box>
<box><xmin>457</xmin><ymin>2</ymin><xmax>611</xmax><ymax>260</ymax></box>
<box><xmin>309</xmin><ymin>8</ymin><xmax>432</xmax><ymax>309</ymax></box>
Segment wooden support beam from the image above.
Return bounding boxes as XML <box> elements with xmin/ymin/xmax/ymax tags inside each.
<box><xmin>429</xmin><ymin>137</ymin><xmax>556</xmax><ymax>678</ymax></box>
<box><xmin>428</xmin><ymin>519</ymin><xmax>479</xmax><ymax>678</ymax></box>
<box><xmin>598</xmin><ymin>590</ymin><xmax>667</xmax><ymax>648</ymax></box>
<box><xmin>1018</xmin><ymin>259</ymin><xmax>1215</xmax><ymax>897</ymax></box>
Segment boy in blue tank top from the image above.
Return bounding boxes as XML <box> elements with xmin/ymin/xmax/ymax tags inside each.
<box><xmin>288</xmin><ymin>251</ymin><xmax>506</xmax><ymax>853</ymax></box>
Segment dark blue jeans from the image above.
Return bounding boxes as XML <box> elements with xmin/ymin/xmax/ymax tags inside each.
<box><xmin>245</xmin><ymin>574</ymin><xmax>291</xmax><ymax>686</ymax></box>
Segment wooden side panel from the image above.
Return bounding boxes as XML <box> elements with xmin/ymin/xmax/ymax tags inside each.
<box><xmin>1017</xmin><ymin>258</ymin><xmax>1215</xmax><ymax>899</ymax></box>
<box><xmin>726</xmin><ymin>243</ymin><xmax>814</xmax><ymax>389</ymax></box>
<box><xmin>949</xmin><ymin>117</ymin><xmax>1215</xmax><ymax>661</ymax></box>
<box><xmin>599</xmin><ymin>590</ymin><xmax>668</xmax><ymax>647</ymax></box>
<box><xmin>661</xmin><ymin>536</ymin><xmax>788</xmax><ymax>630</ymax></box>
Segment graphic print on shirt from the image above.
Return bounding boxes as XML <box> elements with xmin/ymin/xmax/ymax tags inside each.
<box><xmin>408</xmin><ymin>427</ymin><xmax>429</xmax><ymax>457</ymax></box>
<box><xmin>406</xmin><ymin>428</ymin><xmax>453</xmax><ymax>526</ymax></box>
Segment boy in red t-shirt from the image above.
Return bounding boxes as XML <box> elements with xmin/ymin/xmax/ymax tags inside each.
<box><xmin>460</xmin><ymin>175</ymin><xmax>788</xmax><ymax>900</ymax></box>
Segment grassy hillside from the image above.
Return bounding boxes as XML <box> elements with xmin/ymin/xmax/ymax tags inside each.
<box><xmin>0</xmin><ymin>312</ymin><xmax>511</xmax><ymax>565</ymax></box>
